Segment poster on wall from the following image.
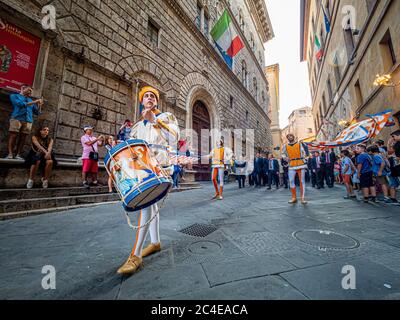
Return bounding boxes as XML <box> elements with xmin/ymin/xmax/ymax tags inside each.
<box><xmin>0</xmin><ymin>17</ymin><xmax>41</xmax><ymax>92</ymax></box>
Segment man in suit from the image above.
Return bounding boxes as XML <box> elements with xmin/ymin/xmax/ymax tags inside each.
<box><xmin>322</xmin><ymin>149</ymin><xmax>337</xmax><ymax>188</ymax></box>
<box><xmin>253</xmin><ymin>152</ymin><xmax>263</xmax><ymax>188</ymax></box>
<box><xmin>308</xmin><ymin>155</ymin><xmax>317</xmax><ymax>188</ymax></box>
<box><xmin>281</xmin><ymin>157</ymin><xmax>289</xmax><ymax>189</ymax></box>
<box><xmin>261</xmin><ymin>153</ymin><xmax>269</xmax><ymax>187</ymax></box>
<box><xmin>267</xmin><ymin>154</ymin><xmax>280</xmax><ymax>189</ymax></box>
<box><xmin>310</xmin><ymin>151</ymin><xmax>326</xmax><ymax>189</ymax></box>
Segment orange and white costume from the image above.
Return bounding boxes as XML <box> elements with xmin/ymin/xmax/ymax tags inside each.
<box><xmin>209</xmin><ymin>145</ymin><xmax>233</xmax><ymax>200</ymax></box>
<box><xmin>211</xmin><ymin>146</ymin><xmax>225</xmax><ymax>199</ymax></box>
<box><xmin>282</xmin><ymin>141</ymin><xmax>309</xmax><ymax>204</ymax></box>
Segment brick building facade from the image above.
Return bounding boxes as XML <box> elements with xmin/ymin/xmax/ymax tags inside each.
<box><xmin>301</xmin><ymin>0</ymin><xmax>400</xmax><ymax>142</ymax></box>
<box><xmin>0</xmin><ymin>0</ymin><xmax>274</xmax><ymax>167</ymax></box>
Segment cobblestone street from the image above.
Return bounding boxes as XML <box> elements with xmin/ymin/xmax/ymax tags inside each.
<box><xmin>1</xmin><ymin>182</ymin><xmax>400</xmax><ymax>300</ymax></box>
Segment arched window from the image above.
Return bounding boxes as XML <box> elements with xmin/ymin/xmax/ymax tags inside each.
<box><xmin>238</xmin><ymin>9</ymin><xmax>245</xmax><ymax>31</ymax></box>
<box><xmin>241</xmin><ymin>61</ymin><xmax>248</xmax><ymax>88</ymax></box>
<box><xmin>253</xmin><ymin>77</ymin><xmax>258</xmax><ymax>101</ymax></box>
<box><xmin>250</xmin><ymin>33</ymin><xmax>255</xmax><ymax>50</ymax></box>
<box><xmin>204</xmin><ymin>7</ymin><xmax>210</xmax><ymax>38</ymax></box>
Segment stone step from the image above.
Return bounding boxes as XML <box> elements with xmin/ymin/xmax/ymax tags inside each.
<box><xmin>0</xmin><ymin>186</ymin><xmax>111</xmax><ymax>200</ymax></box>
<box><xmin>170</xmin><ymin>186</ymin><xmax>203</xmax><ymax>193</ymax></box>
<box><xmin>0</xmin><ymin>201</ymin><xmax>121</xmax><ymax>221</ymax></box>
<box><xmin>0</xmin><ymin>193</ymin><xmax>120</xmax><ymax>214</ymax></box>
<box><xmin>178</xmin><ymin>182</ymin><xmax>201</xmax><ymax>188</ymax></box>
<box><xmin>0</xmin><ymin>184</ymin><xmax>202</xmax><ymax>220</ymax></box>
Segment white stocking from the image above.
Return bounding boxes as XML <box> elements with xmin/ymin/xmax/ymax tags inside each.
<box><xmin>132</xmin><ymin>204</ymin><xmax>159</xmax><ymax>257</ymax></box>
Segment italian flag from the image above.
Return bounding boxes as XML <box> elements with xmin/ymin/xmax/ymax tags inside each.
<box><xmin>211</xmin><ymin>9</ymin><xmax>244</xmax><ymax>69</ymax></box>
<box><xmin>315</xmin><ymin>35</ymin><xmax>324</xmax><ymax>60</ymax></box>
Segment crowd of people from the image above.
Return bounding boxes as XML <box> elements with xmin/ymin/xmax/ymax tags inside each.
<box><xmin>229</xmin><ymin>133</ymin><xmax>400</xmax><ymax>205</ymax></box>
<box><xmin>4</xmin><ymin>85</ymin><xmax>400</xmax><ymax>206</ymax></box>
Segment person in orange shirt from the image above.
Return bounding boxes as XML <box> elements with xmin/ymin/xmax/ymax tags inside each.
<box><xmin>208</xmin><ymin>139</ymin><xmax>226</xmax><ymax>200</ymax></box>
<box><xmin>282</xmin><ymin>134</ymin><xmax>310</xmax><ymax>204</ymax></box>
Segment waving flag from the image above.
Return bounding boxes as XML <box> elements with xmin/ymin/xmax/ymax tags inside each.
<box><xmin>211</xmin><ymin>9</ymin><xmax>244</xmax><ymax>69</ymax></box>
<box><xmin>307</xmin><ymin>109</ymin><xmax>394</xmax><ymax>149</ymax></box>
<box><xmin>322</xmin><ymin>7</ymin><xmax>331</xmax><ymax>33</ymax></box>
<box><xmin>315</xmin><ymin>35</ymin><xmax>323</xmax><ymax>60</ymax></box>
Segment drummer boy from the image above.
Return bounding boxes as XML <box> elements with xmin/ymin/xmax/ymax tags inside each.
<box><xmin>117</xmin><ymin>85</ymin><xmax>180</xmax><ymax>276</ymax></box>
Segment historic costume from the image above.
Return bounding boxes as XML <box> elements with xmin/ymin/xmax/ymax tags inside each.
<box><xmin>211</xmin><ymin>143</ymin><xmax>225</xmax><ymax>200</ymax></box>
<box><xmin>282</xmin><ymin>135</ymin><xmax>309</xmax><ymax>204</ymax></box>
<box><xmin>208</xmin><ymin>141</ymin><xmax>233</xmax><ymax>200</ymax></box>
<box><xmin>117</xmin><ymin>86</ymin><xmax>179</xmax><ymax>275</ymax></box>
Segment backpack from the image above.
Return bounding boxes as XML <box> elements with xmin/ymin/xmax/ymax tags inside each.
<box><xmin>376</xmin><ymin>155</ymin><xmax>391</xmax><ymax>176</ymax></box>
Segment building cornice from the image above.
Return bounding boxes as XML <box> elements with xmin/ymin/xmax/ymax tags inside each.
<box><xmin>246</xmin><ymin>0</ymin><xmax>275</xmax><ymax>43</ymax></box>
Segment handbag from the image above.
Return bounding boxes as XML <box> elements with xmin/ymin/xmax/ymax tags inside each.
<box><xmin>89</xmin><ymin>144</ymin><xmax>99</xmax><ymax>162</ymax></box>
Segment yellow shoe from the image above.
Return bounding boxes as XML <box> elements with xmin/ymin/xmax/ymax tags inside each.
<box><xmin>142</xmin><ymin>242</ymin><xmax>161</xmax><ymax>258</ymax></box>
<box><xmin>117</xmin><ymin>254</ymin><xmax>143</xmax><ymax>276</ymax></box>
<box><xmin>288</xmin><ymin>198</ymin><xmax>297</xmax><ymax>204</ymax></box>
<box><xmin>301</xmin><ymin>198</ymin><xmax>308</xmax><ymax>205</ymax></box>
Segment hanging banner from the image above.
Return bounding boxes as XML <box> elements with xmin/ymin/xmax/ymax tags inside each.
<box><xmin>306</xmin><ymin>109</ymin><xmax>394</xmax><ymax>149</ymax></box>
<box><xmin>0</xmin><ymin>18</ymin><xmax>41</xmax><ymax>91</ymax></box>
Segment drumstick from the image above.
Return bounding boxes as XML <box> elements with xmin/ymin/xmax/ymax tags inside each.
<box><xmin>155</xmin><ymin>118</ymin><xmax>178</xmax><ymax>139</ymax></box>
<box><xmin>146</xmin><ymin>108</ymin><xmax>178</xmax><ymax>139</ymax></box>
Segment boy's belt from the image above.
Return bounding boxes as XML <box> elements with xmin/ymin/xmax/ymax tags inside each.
<box><xmin>290</xmin><ymin>157</ymin><xmax>304</xmax><ymax>161</ymax></box>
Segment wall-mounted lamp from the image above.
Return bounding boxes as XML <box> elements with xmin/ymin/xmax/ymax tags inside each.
<box><xmin>373</xmin><ymin>73</ymin><xmax>400</xmax><ymax>87</ymax></box>
<box><xmin>92</xmin><ymin>105</ymin><xmax>103</xmax><ymax>120</ymax></box>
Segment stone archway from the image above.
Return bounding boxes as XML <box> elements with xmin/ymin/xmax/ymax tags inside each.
<box><xmin>114</xmin><ymin>55</ymin><xmax>175</xmax><ymax>100</ymax></box>
<box><xmin>51</xmin><ymin>0</ymin><xmax>90</xmax><ymax>53</ymax></box>
<box><xmin>179</xmin><ymin>72</ymin><xmax>221</xmax><ymax>141</ymax></box>
<box><xmin>113</xmin><ymin>55</ymin><xmax>176</xmax><ymax>121</ymax></box>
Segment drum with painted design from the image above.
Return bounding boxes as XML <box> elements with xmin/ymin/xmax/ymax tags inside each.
<box><xmin>104</xmin><ymin>139</ymin><xmax>172</xmax><ymax>212</ymax></box>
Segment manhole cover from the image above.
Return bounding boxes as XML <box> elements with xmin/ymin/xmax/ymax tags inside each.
<box><xmin>179</xmin><ymin>223</ymin><xmax>218</xmax><ymax>237</ymax></box>
<box><xmin>188</xmin><ymin>241</ymin><xmax>222</xmax><ymax>255</ymax></box>
<box><xmin>292</xmin><ymin>230</ymin><xmax>360</xmax><ymax>250</ymax></box>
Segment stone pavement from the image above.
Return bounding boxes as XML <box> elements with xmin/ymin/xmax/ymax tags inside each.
<box><xmin>1</xmin><ymin>182</ymin><xmax>400</xmax><ymax>300</ymax></box>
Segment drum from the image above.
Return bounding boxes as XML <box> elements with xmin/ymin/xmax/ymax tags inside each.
<box><xmin>104</xmin><ymin>139</ymin><xmax>172</xmax><ymax>212</ymax></box>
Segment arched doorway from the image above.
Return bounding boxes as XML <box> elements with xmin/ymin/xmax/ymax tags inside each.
<box><xmin>192</xmin><ymin>100</ymin><xmax>211</xmax><ymax>181</ymax></box>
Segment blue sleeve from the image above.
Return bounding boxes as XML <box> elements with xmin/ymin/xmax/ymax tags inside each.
<box><xmin>32</xmin><ymin>103</ymin><xmax>41</xmax><ymax>115</ymax></box>
<box><xmin>10</xmin><ymin>95</ymin><xmax>27</xmax><ymax>108</ymax></box>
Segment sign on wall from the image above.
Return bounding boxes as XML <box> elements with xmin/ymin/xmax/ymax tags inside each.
<box><xmin>0</xmin><ymin>18</ymin><xmax>41</xmax><ymax>92</ymax></box>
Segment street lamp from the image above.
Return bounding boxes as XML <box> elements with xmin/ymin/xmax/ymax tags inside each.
<box><xmin>373</xmin><ymin>73</ymin><xmax>400</xmax><ymax>87</ymax></box>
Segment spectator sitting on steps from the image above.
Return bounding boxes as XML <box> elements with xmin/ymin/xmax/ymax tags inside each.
<box><xmin>5</xmin><ymin>84</ymin><xmax>43</xmax><ymax>160</ymax></box>
<box><xmin>25</xmin><ymin>125</ymin><xmax>57</xmax><ymax>189</ymax></box>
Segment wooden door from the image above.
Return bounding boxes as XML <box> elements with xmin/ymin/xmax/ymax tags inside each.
<box><xmin>192</xmin><ymin>101</ymin><xmax>211</xmax><ymax>181</ymax></box>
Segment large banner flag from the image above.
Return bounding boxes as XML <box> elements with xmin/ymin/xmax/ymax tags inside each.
<box><xmin>211</xmin><ymin>9</ymin><xmax>244</xmax><ymax>69</ymax></box>
<box><xmin>307</xmin><ymin>109</ymin><xmax>394</xmax><ymax>149</ymax></box>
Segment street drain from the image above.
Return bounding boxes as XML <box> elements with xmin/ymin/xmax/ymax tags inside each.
<box><xmin>188</xmin><ymin>241</ymin><xmax>222</xmax><ymax>255</ymax></box>
<box><xmin>179</xmin><ymin>223</ymin><xmax>218</xmax><ymax>237</ymax></box>
<box><xmin>292</xmin><ymin>230</ymin><xmax>360</xmax><ymax>250</ymax></box>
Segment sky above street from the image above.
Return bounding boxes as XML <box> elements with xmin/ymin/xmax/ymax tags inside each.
<box><xmin>264</xmin><ymin>0</ymin><xmax>312</xmax><ymax>128</ymax></box>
